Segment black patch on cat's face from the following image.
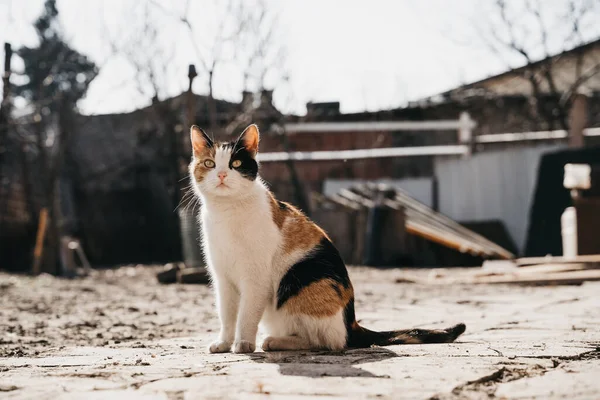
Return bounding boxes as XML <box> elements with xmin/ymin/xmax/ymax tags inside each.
<box><xmin>276</xmin><ymin>237</ymin><xmax>351</xmax><ymax>309</ymax></box>
<box><xmin>277</xmin><ymin>200</ymin><xmax>289</xmax><ymax>211</ymax></box>
<box><xmin>222</xmin><ymin>141</ymin><xmax>258</xmax><ymax>181</ymax></box>
<box><xmin>198</xmin><ymin>128</ymin><xmax>215</xmax><ymax>149</ymax></box>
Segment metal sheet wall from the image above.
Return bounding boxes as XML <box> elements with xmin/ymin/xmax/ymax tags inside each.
<box><xmin>435</xmin><ymin>144</ymin><xmax>565</xmax><ymax>254</ymax></box>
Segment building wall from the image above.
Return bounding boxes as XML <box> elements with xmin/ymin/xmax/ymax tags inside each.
<box><xmin>261</xmin><ymin>91</ymin><xmax>600</xmax><ymax>205</ymax></box>
<box><xmin>435</xmin><ymin>143</ymin><xmax>565</xmax><ymax>254</ymax></box>
<box><xmin>260</xmin><ymin>130</ymin><xmax>396</xmax><ymax>200</ymax></box>
<box><xmin>259</xmin><ymin>129</ymin><xmax>455</xmax><ymax>202</ymax></box>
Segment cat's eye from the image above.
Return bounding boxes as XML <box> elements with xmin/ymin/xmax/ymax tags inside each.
<box><xmin>204</xmin><ymin>159</ymin><xmax>215</xmax><ymax>168</ymax></box>
<box><xmin>232</xmin><ymin>160</ymin><xmax>242</xmax><ymax>168</ymax></box>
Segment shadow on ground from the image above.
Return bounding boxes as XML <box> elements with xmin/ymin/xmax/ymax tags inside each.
<box><xmin>249</xmin><ymin>347</ymin><xmax>399</xmax><ymax>378</ymax></box>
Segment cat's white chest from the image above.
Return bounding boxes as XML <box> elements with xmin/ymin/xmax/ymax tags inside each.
<box><xmin>200</xmin><ymin>198</ymin><xmax>279</xmax><ymax>282</ymax></box>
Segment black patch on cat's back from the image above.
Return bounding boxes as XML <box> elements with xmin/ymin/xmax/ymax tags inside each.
<box><xmin>276</xmin><ymin>238</ymin><xmax>351</xmax><ymax>309</ymax></box>
<box><xmin>222</xmin><ymin>141</ymin><xmax>258</xmax><ymax>181</ymax></box>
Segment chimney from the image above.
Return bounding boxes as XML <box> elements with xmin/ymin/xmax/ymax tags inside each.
<box><xmin>241</xmin><ymin>91</ymin><xmax>254</xmax><ymax>109</ymax></box>
<box><xmin>261</xmin><ymin>90</ymin><xmax>273</xmax><ymax>106</ymax></box>
<box><xmin>306</xmin><ymin>101</ymin><xmax>340</xmax><ymax>117</ymax></box>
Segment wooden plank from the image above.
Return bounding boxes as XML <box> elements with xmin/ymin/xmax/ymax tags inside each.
<box><xmin>481</xmin><ymin>262</ymin><xmax>589</xmax><ymax>276</ymax></box>
<box><xmin>472</xmin><ymin>269</ymin><xmax>600</xmax><ymax>286</ymax></box>
<box><xmin>177</xmin><ymin>267</ymin><xmax>210</xmax><ymax>284</ymax></box>
<box><xmin>428</xmin><ymin>269</ymin><xmax>600</xmax><ymax>286</ymax></box>
<box><xmin>509</xmin><ymin>263</ymin><xmax>589</xmax><ymax>274</ymax></box>
<box><xmin>516</xmin><ymin>254</ymin><xmax>600</xmax><ymax>266</ymax></box>
<box><xmin>156</xmin><ymin>263</ymin><xmax>183</xmax><ymax>284</ymax></box>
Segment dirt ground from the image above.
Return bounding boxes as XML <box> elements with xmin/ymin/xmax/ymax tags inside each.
<box><xmin>1</xmin><ymin>265</ymin><xmax>599</xmax><ymax>400</ymax></box>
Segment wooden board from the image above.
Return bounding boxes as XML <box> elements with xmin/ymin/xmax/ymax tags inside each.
<box><xmin>509</xmin><ymin>263</ymin><xmax>589</xmax><ymax>274</ymax></box>
<box><xmin>425</xmin><ymin>268</ymin><xmax>600</xmax><ymax>286</ymax></box>
<box><xmin>471</xmin><ymin>269</ymin><xmax>600</xmax><ymax>286</ymax></box>
<box><xmin>177</xmin><ymin>267</ymin><xmax>210</xmax><ymax>284</ymax></box>
<box><xmin>516</xmin><ymin>254</ymin><xmax>600</xmax><ymax>266</ymax></box>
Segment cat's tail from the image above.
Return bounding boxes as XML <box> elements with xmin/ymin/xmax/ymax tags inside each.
<box><xmin>347</xmin><ymin>322</ymin><xmax>466</xmax><ymax>348</ymax></box>
<box><xmin>345</xmin><ymin>300</ymin><xmax>466</xmax><ymax>348</ymax></box>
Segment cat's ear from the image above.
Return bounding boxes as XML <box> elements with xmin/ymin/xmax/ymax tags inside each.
<box><xmin>190</xmin><ymin>125</ymin><xmax>213</xmax><ymax>156</ymax></box>
<box><xmin>238</xmin><ymin>124</ymin><xmax>260</xmax><ymax>157</ymax></box>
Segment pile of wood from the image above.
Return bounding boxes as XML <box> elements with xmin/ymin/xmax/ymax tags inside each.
<box><xmin>156</xmin><ymin>263</ymin><xmax>210</xmax><ymax>284</ymax></box>
<box><xmin>313</xmin><ymin>183</ymin><xmax>514</xmax><ymax>266</ymax></box>
<box><xmin>401</xmin><ymin>255</ymin><xmax>600</xmax><ymax>286</ymax></box>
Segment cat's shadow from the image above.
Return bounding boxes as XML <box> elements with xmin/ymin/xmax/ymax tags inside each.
<box><xmin>248</xmin><ymin>346</ymin><xmax>399</xmax><ymax>378</ymax></box>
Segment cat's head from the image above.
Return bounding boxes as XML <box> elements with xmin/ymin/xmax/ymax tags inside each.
<box><xmin>189</xmin><ymin>124</ymin><xmax>260</xmax><ymax>198</ymax></box>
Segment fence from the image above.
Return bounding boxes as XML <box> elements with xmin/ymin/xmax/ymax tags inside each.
<box><xmin>259</xmin><ymin>112</ymin><xmax>476</xmax><ymax>162</ymax></box>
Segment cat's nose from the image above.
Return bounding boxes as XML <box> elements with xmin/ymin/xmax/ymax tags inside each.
<box><xmin>218</xmin><ymin>171</ymin><xmax>227</xmax><ymax>181</ymax></box>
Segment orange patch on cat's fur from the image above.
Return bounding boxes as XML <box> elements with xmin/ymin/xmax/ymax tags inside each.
<box><xmin>240</xmin><ymin>124</ymin><xmax>259</xmax><ymax>157</ymax></box>
<box><xmin>268</xmin><ymin>193</ymin><xmax>287</xmax><ymax>229</ymax></box>
<box><xmin>191</xmin><ymin>147</ymin><xmax>216</xmax><ymax>182</ymax></box>
<box><xmin>282</xmin><ymin>278</ymin><xmax>354</xmax><ymax>317</ymax></box>
<box><xmin>189</xmin><ymin>125</ymin><xmax>217</xmax><ymax>182</ymax></box>
<box><xmin>275</xmin><ymin>200</ymin><xmax>330</xmax><ymax>255</ymax></box>
<box><xmin>281</xmin><ymin>219</ymin><xmax>325</xmax><ymax>255</ymax></box>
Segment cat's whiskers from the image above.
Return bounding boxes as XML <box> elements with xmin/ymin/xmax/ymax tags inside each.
<box><xmin>191</xmin><ymin>196</ymin><xmax>202</xmax><ymax>214</ymax></box>
<box><xmin>174</xmin><ymin>186</ymin><xmax>197</xmax><ymax>212</ymax></box>
<box><xmin>183</xmin><ymin>194</ymin><xmax>197</xmax><ymax>213</ymax></box>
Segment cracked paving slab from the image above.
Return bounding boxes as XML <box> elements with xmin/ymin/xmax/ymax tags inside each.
<box><xmin>1</xmin><ymin>266</ymin><xmax>599</xmax><ymax>399</ymax></box>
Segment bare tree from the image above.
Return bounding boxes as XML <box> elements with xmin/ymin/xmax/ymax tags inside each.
<box><xmin>97</xmin><ymin>2</ymin><xmax>190</xmax><ymax>265</ymax></box>
<box><xmin>146</xmin><ymin>0</ymin><xmax>253</xmax><ymax>133</ymax></box>
<box><xmin>3</xmin><ymin>0</ymin><xmax>98</xmax><ymax>274</ymax></box>
<box><xmin>228</xmin><ymin>1</ymin><xmax>311</xmax><ymax>213</ymax></box>
<box><xmin>476</xmin><ymin>0</ymin><xmax>600</xmax><ymax>130</ymax></box>
<box><xmin>105</xmin><ymin>0</ymin><xmax>309</xmax><ymax>213</ymax></box>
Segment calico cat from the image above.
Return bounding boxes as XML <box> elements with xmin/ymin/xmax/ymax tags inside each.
<box><xmin>189</xmin><ymin>124</ymin><xmax>466</xmax><ymax>353</ymax></box>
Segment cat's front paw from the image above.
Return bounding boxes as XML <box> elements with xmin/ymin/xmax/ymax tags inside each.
<box><xmin>208</xmin><ymin>340</ymin><xmax>232</xmax><ymax>353</ymax></box>
<box><xmin>233</xmin><ymin>340</ymin><xmax>255</xmax><ymax>353</ymax></box>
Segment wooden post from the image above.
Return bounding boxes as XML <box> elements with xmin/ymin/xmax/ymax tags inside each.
<box><xmin>173</xmin><ymin>64</ymin><xmax>196</xmax><ymax>206</ymax></box>
<box><xmin>2</xmin><ymin>43</ymin><xmax>11</xmax><ymax>106</ymax></box>
<box><xmin>177</xmin><ymin>64</ymin><xmax>205</xmax><ymax>269</ymax></box>
<box><xmin>362</xmin><ymin>188</ymin><xmax>397</xmax><ymax>266</ymax></box>
<box><xmin>185</xmin><ymin>64</ymin><xmax>197</xmax><ymax>161</ymax></box>
<box><xmin>32</xmin><ymin>208</ymin><xmax>48</xmax><ymax>275</ymax></box>
<box><xmin>458</xmin><ymin>111</ymin><xmax>475</xmax><ymax>156</ymax></box>
<box><xmin>568</xmin><ymin>93</ymin><xmax>588</xmax><ymax>148</ymax></box>
<box><xmin>1</xmin><ymin>43</ymin><xmax>13</xmax><ymax>214</ymax></box>
<box><xmin>312</xmin><ymin>208</ymin><xmax>354</xmax><ymax>262</ymax></box>
<box><xmin>380</xmin><ymin>207</ymin><xmax>406</xmax><ymax>266</ymax></box>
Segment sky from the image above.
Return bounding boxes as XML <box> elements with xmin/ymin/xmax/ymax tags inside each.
<box><xmin>1</xmin><ymin>0</ymin><xmax>599</xmax><ymax>116</ymax></box>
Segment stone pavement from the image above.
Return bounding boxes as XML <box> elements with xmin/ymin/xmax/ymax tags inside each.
<box><xmin>1</xmin><ymin>266</ymin><xmax>599</xmax><ymax>399</ymax></box>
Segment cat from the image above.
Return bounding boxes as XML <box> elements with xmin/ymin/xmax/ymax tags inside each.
<box><xmin>189</xmin><ymin>124</ymin><xmax>466</xmax><ymax>353</ymax></box>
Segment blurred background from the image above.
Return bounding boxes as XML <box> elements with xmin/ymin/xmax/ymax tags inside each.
<box><xmin>2</xmin><ymin>0</ymin><xmax>600</xmax><ymax>276</ymax></box>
